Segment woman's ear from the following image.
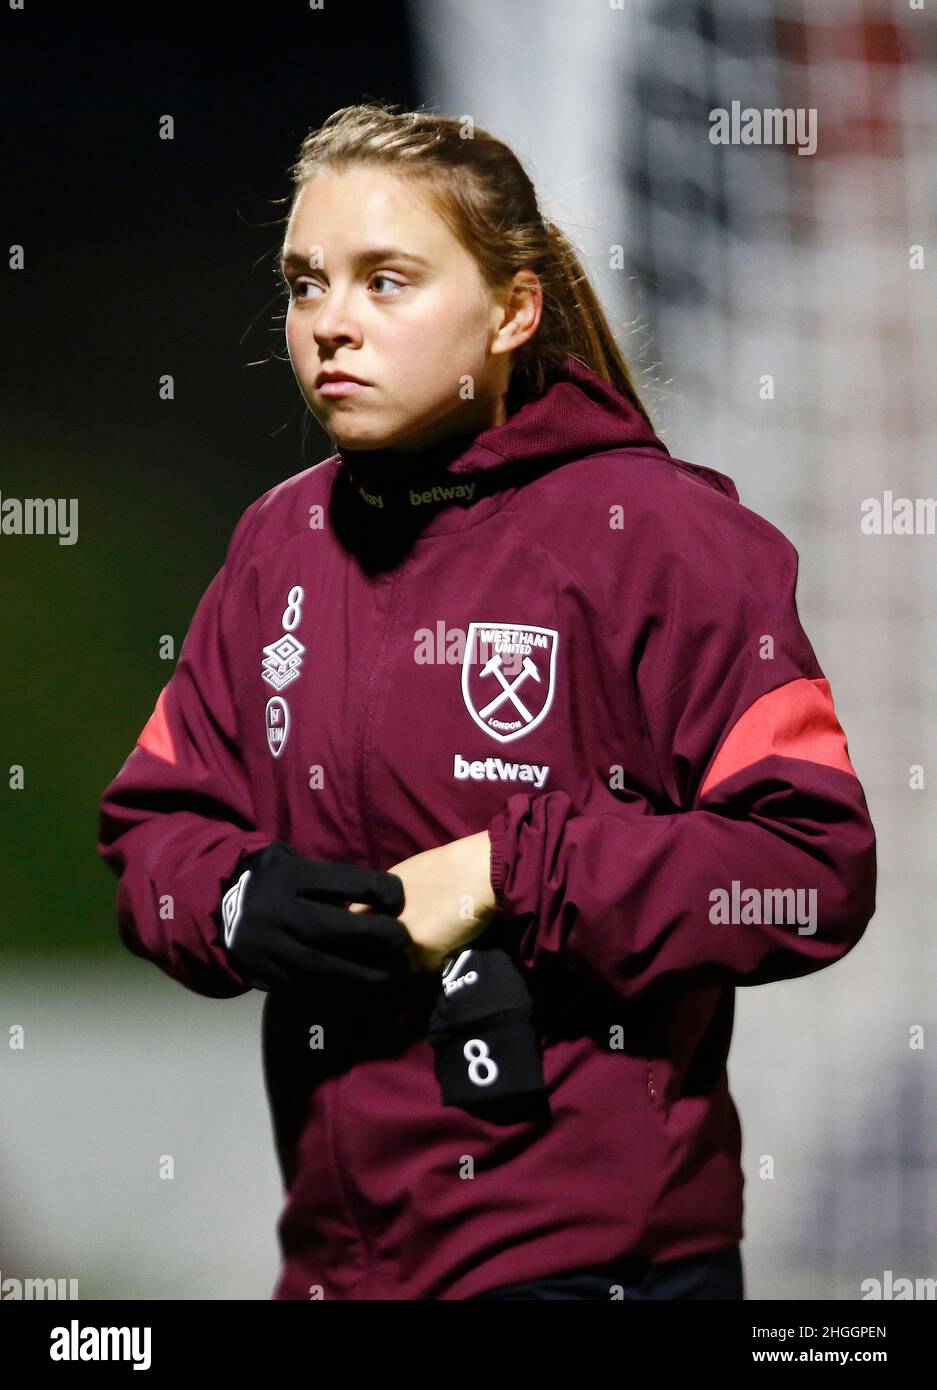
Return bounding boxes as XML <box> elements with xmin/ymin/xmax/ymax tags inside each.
<box><xmin>491</xmin><ymin>270</ymin><xmax>542</xmax><ymax>357</ymax></box>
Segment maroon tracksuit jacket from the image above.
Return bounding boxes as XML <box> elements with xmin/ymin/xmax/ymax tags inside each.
<box><xmin>97</xmin><ymin>355</ymin><xmax>877</xmax><ymax>1299</ymax></box>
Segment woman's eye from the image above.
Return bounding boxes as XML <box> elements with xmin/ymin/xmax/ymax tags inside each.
<box><xmin>288</xmin><ymin>274</ymin><xmax>404</xmax><ymax>302</ymax></box>
<box><xmin>370</xmin><ymin>273</ymin><xmax>404</xmax><ymax>295</ymax></box>
<box><xmin>289</xmin><ymin>280</ymin><xmax>320</xmax><ymax>302</ymax></box>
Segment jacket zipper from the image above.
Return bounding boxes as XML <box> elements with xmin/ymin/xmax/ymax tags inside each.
<box><xmin>353</xmin><ymin>570</ymin><xmax>403</xmax><ymax>865</ymax></box>
<box><xmin>332</xmin><ymin>568</ymin><xmax>405</xmax><ymax>1291</ymax></box>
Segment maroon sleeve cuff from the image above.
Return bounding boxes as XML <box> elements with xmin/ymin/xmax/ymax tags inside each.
<box><xmin>486</xmin><ymin>813</ymin><xmax>508</xmax><ymax>912</ymax></box>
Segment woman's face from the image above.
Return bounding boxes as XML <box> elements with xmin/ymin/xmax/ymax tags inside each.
<box><xmin>281</xmin><ymin>166</ymin><xmax>539</xmax><ymax>452</ymax></box>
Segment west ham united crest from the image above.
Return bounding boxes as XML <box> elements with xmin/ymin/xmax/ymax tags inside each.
<box><xmin>266</xmin><ymin>697</ymin><xmax>290</xmax><ymax>757</ymax></box>
<box><xmin>461</xmin><ymin>622</ymin><xmax>558</xmax><ymax>743</ymax></box>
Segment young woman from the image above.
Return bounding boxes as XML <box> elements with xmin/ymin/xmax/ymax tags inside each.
<box><xmin>97</xmin><ymin>102</ymin><xmax>877</xmax><ymax>1301</ymax></box>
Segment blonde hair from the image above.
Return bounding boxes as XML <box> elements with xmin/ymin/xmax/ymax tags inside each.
<box><xmin>285</xmin><ymin>101</ymin><xmax>655</xmax><ymax>428</ymax></box>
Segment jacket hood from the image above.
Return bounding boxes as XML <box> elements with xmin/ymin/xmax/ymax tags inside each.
<box><xmin>333</xmin><ymin>354</ymin><xmax>733</xmax><ymax>506</ymax></box>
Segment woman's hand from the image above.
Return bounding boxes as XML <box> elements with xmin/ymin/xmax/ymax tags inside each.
<box><xmin>347</xmin><ymin>831</ymin><xmax>496</xmax><ymax>974</ymax></box>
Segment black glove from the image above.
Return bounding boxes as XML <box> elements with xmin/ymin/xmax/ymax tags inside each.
<box><xmin>427</xmin><ymin>943</ymin><xmax>547</xmax><ymax>1108</ymax></box>
<box><xmin>215</xmin><ymin>840</ymin><xmax>412</xmax><ymax>992</ymax></box>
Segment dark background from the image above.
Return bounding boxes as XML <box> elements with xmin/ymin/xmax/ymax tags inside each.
<box><xmin>1</xmin><ymin>1</ymin><xmax>419</xmax><ymax>954</ymax></box>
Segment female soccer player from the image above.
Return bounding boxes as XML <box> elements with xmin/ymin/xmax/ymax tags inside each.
<box><xmin>97</xmin><ymin>102</ymin><xmax>877</xmax><ymax>1301</ymax></box>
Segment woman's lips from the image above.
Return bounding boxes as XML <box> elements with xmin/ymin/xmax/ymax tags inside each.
<box><xmin>318</xmin><ymin>380</ymin><xmax>371</xmax><ymax>397</ymax></box>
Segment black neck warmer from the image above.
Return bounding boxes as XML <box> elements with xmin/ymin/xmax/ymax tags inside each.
<box><xmin>335</xmin><ymin>422</ymin><xmax>484</xmax><ymax>500</ymax></box>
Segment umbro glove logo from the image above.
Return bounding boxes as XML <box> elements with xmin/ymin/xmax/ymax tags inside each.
<box><xmin>441</xmin><ymin>950</ymin><xmax>479</xmax><ymax>997</ymax></box>
<box><xmin>221</xmin><ymin>868</ymin><xmax>252</xmax><ymax>948</ymax></box>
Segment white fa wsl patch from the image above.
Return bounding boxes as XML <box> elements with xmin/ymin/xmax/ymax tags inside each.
<box><xmin>260</xmin><ymin>632</ymin><xmax>305</xmax><ymax>691</ymax></box>
<box><xmin>461</xmin><ymin>622</ymin><xmax>558</xmax><ymax>743</ymax></box>
<box><xmin>265</xmin><ymin>696</ymin><xmax>290</xmax><ymax>758</ymax></box>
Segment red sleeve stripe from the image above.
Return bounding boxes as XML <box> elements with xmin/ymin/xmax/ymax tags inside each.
<box><xmin>136</xmin><ymin>684</ymin><xmax>178</xmax><ymax>765</ymax></box>
<box><xmin>699</xmin><ymin>676</ymin><xmax>857</xmax><ymax>799</ymax></box>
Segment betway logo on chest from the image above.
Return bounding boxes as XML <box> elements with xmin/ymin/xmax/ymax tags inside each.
<box><xmin>454</xmin><ymin>752</ymin><xmax>549</xmax><ymax>789</ymax></box>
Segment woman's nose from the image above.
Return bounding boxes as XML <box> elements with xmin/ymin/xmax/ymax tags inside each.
<box><xmin>312</xmin><ymin>289</ymin><xmax>362</xmax><ymax>348</ymax></box>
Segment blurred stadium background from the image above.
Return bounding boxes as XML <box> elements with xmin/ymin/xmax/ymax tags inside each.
<box><xmin>1</xmin><ymin>0</ymin><xmax>934</xmax><ymax>1298</ymax></box>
